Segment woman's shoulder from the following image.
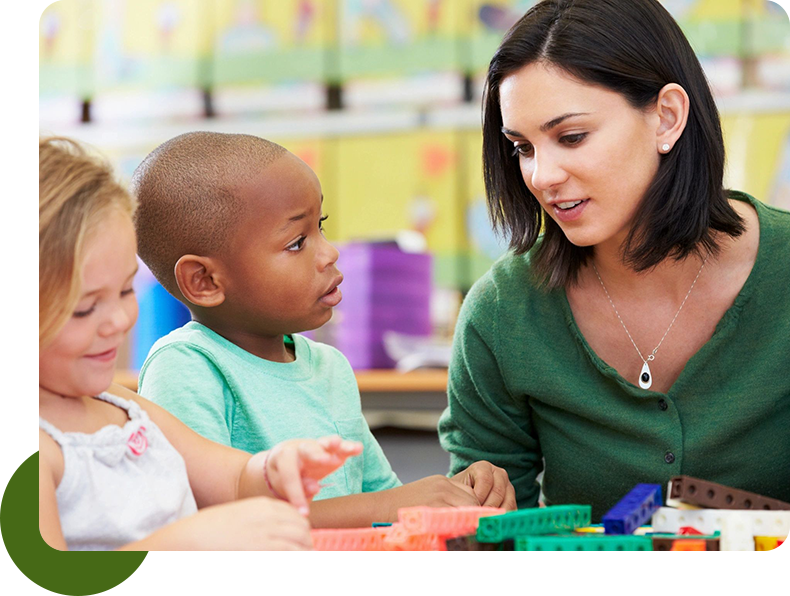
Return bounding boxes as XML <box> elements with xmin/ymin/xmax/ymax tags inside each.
<box><xmin>466</xmin><ymin>248</ymin><xmax>545</xmax><ymax>306</ymax></box>
<box><xmin>733</xmin><ymin>190</ymin><xmax>790</xmax><ymax>231</ymax></box>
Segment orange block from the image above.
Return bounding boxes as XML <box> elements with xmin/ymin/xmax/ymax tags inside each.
<box><xmin>311</xmin><ymin>527</ymin><xmax>392</xmax><ymax>551</ymax></box>
<box><xmin>669</xmin><ymin>539</ymin><xmax>705</xmax><ymax>561</ymax></box>
<box><xmin>398</xmin><ymin>506</ymin><xmax>506</xmax><ymax>536</ymax></box>
<box><xmin>383</xmin><ymin>524</ymin><xmax>446</xmax><ymax>551</ymax></box>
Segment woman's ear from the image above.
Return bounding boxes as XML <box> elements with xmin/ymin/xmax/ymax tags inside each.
<box><xmin>655</xmin><ymin>83</ymin><xmax>690</xmax><ymax>155</ymax></box>
<box><xmin>174</xmin><ymin>255</ymin><xmax>226</xmax><ymax>308</ymax></box>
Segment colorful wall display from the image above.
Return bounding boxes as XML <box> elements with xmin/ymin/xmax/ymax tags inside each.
<box><xmin>93</xmin><ymin>0</ymin><xmax>214</xmax><ymax>91</ymax></box>
<box><xmin>39</xmin><ymin>0</ymin><xmax>95</xmax><ymax>98</ymax></box>
<box><xmin>335</xmin><ymin>0</ymin><xmax>467</xmax><ymax>80</ymax></box>
<box><xmin>211</xmin><ymin>0</ymin><xmax>332</xmax><ymax>86</ymax></box>
<box><xmin>722</xmin><ymin>111</ymin><xmax>790</xmax><ymax>206</ymax></box>
<box><xmin>328</xmin><ymin>130</ymin><xmax>466</xmax><ymax>287</ymax></box>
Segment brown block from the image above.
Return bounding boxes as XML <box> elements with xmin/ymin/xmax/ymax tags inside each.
<box><xmin>669</xmin><ymin>476</ymin><xmax>790</xmax><ymax>511</ymax></box>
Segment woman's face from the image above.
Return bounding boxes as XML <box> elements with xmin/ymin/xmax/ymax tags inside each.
<box><xmin>39</xmin><ymin>209</ymin><xmax>139</xmax><ymax>398</ymax></box>
<box><xmin>499</xmin><ymin>62</ymin><xmax>661</xmax><ymax>251</ymax></box>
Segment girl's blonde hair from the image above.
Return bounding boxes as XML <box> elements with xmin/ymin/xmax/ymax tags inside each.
<box><xmin>39</xmin><ymin>137</ymin><xmax>136</xmax><ymax>347</ymax></box>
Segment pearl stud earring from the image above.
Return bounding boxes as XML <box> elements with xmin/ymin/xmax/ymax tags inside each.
<box><xmin>662</xmin><ymin>143</ymin><xmax>671</xmax><ymax>152</ymax></box>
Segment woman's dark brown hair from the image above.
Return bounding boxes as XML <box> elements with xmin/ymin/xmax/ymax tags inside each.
<box><xmin>482</xmin><ymin>0</ymin><xmax>745</xmax><ymax>289</ymax></box>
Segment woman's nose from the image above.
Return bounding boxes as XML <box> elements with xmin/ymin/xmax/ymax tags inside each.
<box><xmin>529</xmin><ymin>149</ymin><xmax>569</xmax><ymax>192</ymax></box>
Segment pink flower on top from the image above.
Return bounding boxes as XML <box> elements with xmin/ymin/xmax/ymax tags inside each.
<box><xmin>128</xmin><ymin>426</ymin><xmax>148</xmax><ymax>456</ymax></box>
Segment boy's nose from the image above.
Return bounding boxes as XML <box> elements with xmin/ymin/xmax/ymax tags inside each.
<box><xmin>318</xmin><ymin>235</ymin><xmax>340</xmax><ymax>270</ymax></box>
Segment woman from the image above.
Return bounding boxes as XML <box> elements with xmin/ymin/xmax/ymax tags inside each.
<box><xmin>438</xmin><ymin>0</ymin><xmax>790</xmax><ymax>520</ymax></box>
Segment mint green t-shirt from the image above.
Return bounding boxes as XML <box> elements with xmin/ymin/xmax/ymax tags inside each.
<box><xmin>138</xmin><ymin>322</ymin><xmax>401</xmax><ymax>500</ymax></box>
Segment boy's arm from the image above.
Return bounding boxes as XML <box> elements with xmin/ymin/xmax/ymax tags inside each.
<box><xmin>138</xmin><ymin>343</ymin><xmax>234</xmax><ymax>446</ymax></box>
<box><xmin>111</xmin><ymin>384</ymin><xmax>359</xmax><ymax>513</ymax></box>
<box><xmin>308</xmin><ymin>475</ymin><xmax>480</xmax><ymax>528</ymax></box>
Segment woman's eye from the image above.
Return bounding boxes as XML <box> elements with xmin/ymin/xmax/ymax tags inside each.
<box><xmin>560</xmin><ymin>133</ymin><xmax>587</xmax><ymax>146</ymax></box>
<box><xmin>287</xmin><ymin>237</ymin><xmax>306</xmax><ymax>252</ymax></box>
<box><xmin>511</xmin><ymin>143</ymin><xmax>534</xmax><ymax>158</ymax></box>
<box><xmin>319</xmin><ymin>214</ymin><xmax>328</xmax><ymax>232</ymax></box>
<box><xmin>121</xmin><ymin>288</ymin><xmax>135</xmax><ymax>297</ymax></box>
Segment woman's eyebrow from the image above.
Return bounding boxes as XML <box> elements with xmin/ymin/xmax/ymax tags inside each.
<box><xmin>540</xmin><ymin>112</ymin><xmax>590</xmax><ymax>132</ymax></box>
<box><xmin>502</xmin><ymin>112</ymin><xmax>591</xmax><ymax>138</ymax></box>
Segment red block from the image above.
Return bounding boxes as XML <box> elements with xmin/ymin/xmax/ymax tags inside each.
<box><xmin>311</xmin><ymin>527</ymin><xmax>392</xmax><ymax>551</ymax></box>
<box><xmin>397</xmin><ymin>506</ymin><xmax>506</xmax><ymax>536</ymax></box>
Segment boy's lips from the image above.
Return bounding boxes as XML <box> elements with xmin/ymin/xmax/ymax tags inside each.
<box><xmin>319</xmin><ymin>275</ymin><xmax>343</xmax><ymax>307</ymax></box>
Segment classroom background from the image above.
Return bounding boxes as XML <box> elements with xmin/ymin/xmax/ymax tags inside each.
<box><xmin>40</xmin><ymin>0</ymin><xmax>790</xmax><ymax>481</ymax></box>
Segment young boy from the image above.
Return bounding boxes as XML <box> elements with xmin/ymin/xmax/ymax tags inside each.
<box><xmin>131</xmin><ymin>132</ymin><xmax>516</xmax><ymax>528</ymax></box>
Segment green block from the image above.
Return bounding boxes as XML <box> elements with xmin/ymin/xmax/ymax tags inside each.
<box><xmin>477</xmin><ymin>505</ymin><xmax>592</xmax><ymax>543</ymax></box>
<box><xmin>516</xmin><ymin>534</ymin><xmax>653</xmax><ymax>551</ymax></box>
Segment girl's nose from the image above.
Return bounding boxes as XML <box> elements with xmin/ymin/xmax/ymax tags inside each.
<box><xmin>101</xmin><ymin>301</ymin><xmax>135</xmax><ymax>336</ymax></box>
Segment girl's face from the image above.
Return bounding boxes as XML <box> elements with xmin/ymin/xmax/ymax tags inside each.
<box><xmin>499</xmin><ymin>62</ymin><xmax>661</xmax><ymax>252</ymax></box>
<box><xmin>39</xmin><ymin>210</ymin><xmax>139</xmax><ymax>398</ymax></box>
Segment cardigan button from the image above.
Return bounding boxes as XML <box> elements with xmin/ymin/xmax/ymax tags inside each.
<box><xmin>664</xmin><ymin>452</ymin><xmax>676</xmax><ymax>464</ymax></box>
<box><xmin>658</xmin><ymin>399</ymin><xmax>668</xmax><ymax>411</ymax></box>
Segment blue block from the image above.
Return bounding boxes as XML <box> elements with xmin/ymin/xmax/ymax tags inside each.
<box><xmin>602</xmin><ymin>484</ymin><xmax>663</xmax><ymax>535</ymax></box>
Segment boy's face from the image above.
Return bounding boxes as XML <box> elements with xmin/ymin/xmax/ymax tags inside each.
<box><xmin>221</xmin><ymin>152</ymin><xmax>342</xmax><ymax>336</ymax></box>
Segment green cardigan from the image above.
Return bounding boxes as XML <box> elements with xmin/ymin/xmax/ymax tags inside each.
<box><xmin>438</xmin><ymin>193</ymin><xmax>790</xmax><ymax>521</ymax></box>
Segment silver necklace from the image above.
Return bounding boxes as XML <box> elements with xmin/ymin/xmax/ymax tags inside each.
<box><xmin>591</xmin><ymin>255</ymin><xmax>708</xmax><ymax>390</ymax></box>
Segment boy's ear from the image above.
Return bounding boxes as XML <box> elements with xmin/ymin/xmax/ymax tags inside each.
<box><xmin>174</xmin><ymin>255</ymin><xmax>226</xmax><ymax>308</ymax></box>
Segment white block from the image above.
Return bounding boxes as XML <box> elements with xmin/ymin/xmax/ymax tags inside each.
<box><xmin>651</xmin><ymin>507</ymin><xmax>790</xmax><ymax>541</ymax></box>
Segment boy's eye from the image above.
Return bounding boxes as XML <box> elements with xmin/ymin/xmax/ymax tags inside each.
<box><xmin>286</xmin><ymin>237</ymin><xmax>306</xmax><ymax>252</ymax></box>
<box><xmin>121</xmin><ymin>288</ymin><xmax>135</xmax><ymax>297</ymax></box>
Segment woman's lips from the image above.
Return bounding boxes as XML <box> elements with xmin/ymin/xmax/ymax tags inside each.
<box><xmin>552</xmin><ymin>198</ymin><xmax>590</xmax><ymax>222</ymax></box>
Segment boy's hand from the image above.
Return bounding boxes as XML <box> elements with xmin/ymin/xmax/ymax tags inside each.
<box><xmin>265</xmin><ymin>435</ymin><xmax>363</xmax><ymax>515</ymax></box>
<box><xmin>452</xmin><ymin>461</ymin><xmax>516</xmax><ymax>510</ymax></box>
<box><xmin>381</xmin><ymin>475</ymin><xmax>481</xmax><ymax>521</ymax></box>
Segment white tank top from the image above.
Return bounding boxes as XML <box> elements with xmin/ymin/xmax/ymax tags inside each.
<box><xmin>39</xmin><ymin>392</ymin><xmax>198</xmax><ymax>550</ymax></box>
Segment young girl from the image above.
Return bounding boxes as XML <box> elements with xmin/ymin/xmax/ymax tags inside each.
<box><xmin>38</xmin><ymin>136</ymin><xmax>362</xmax><ymax>550</ymax></box>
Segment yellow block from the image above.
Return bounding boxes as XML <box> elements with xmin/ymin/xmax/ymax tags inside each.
<box><xmin>754</xmin><ymin>536</ymin><xmax>785</xmax><ymax>551</ymax></box>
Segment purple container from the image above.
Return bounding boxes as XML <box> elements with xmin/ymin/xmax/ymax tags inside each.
<box><xmin>332</xmin><ymin>242</ymin><xmax>432</xmax><ymax>369</ymax></box>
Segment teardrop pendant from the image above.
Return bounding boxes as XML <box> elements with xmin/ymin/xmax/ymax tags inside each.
<box><xmin>639</xmin><ymin>361</ymin><xmax>652</xmax><ymax>390</ymax></box>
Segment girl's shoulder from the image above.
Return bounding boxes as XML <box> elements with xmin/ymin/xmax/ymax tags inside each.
<box><xmin>39</xmin><ymin>427</ymin><xmax>65</xmax><ymax>486</ymax></box>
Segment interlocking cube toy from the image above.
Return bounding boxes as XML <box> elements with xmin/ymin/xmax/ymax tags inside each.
<box><xmin>476</xmin><ymin>505</ymin><xmax>591</xmax><ymax>543</ymax></box>
<box><xmin>398</xmin><ymin>506</ymin><xmax>505</xmax><ymax>536</ymax></box>
<box><xmin>311</xmin><ymin>527</ymin><xmax>392</xmax><ymax>551</ymax></box>
<box><xmin>602</xmin><ymin>484</ymin><xmax>663</xmax><ymax>535</ymax></box>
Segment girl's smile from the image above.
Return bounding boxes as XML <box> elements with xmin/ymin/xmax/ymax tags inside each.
<box><xmin>39</xmin><ymin>209</ymin><xmax>139</xmax><ymax>399</ymax></box>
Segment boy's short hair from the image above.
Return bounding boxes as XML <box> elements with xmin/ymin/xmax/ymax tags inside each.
<box><xmin>131</xmin><ymin>132</ymin><xmax>287</xmax><ymax>297</ymax></box>
<box><xmin>39</xmin><ymin>136</ymin><xmax>136</xmax><ymax>347</ymax></box>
